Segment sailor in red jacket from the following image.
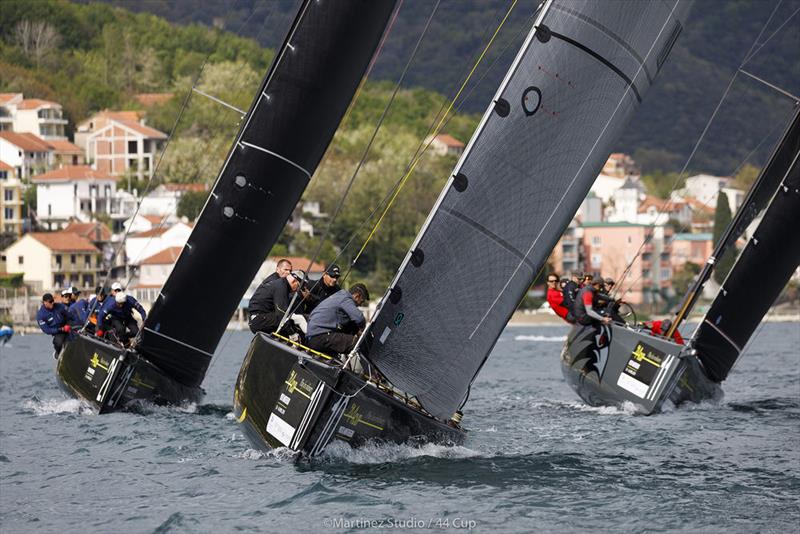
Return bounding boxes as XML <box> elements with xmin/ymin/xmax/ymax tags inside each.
<box><xmin>643</xmin><ymin>318</ymin><xmax>684</xmax><ymax>344</ymax></box>
<box><xmin>546</xmin><ymin>273</ymin><xmax>574</xmax><ymax>323</ymax></box>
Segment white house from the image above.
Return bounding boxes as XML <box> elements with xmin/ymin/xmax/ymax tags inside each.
<box><xmin>590</xmin><ymin>173</ymin><xmax>626</xmax><ymax>203</ymax></box>
<box><xmin>2</xmin><ymin>231</ymin><xmax>101</xmax><ymax>292</ymax></box>
<box><xmin>123</xmin><ymin>213</ymin><xmax>177</xmax><ymax>234</ymax></box>
<box><xmin>0</xmin><ymin>131</ymin><xmax>53</xmax><ymax>179</ymax></box>
<box><xmin>137</xmin><ymin>183</ymin><xmax>206</xmax><ymax>217</ymax></box>
<box><xmin>31</xmin><ymin>165</ymin><xmax>119</xmax><ymax>229</ymax></box>
<box><xmin>125</xmin><ymin>222</ymin><xmax>192</xmax><ymax>266</ymax></box>
<box><xmin>0</xmin><ymin>93</ymin><xmax>68</xmax><ymax>140</ymax></box>
<box><xmin>425</xmin><ymin>134</ymin><xmax>465</xmax><ymax>157</ymax></box>
<box><xmin>1</xmin><ymin>161</ymin><xmax>24</xmax><ymax>239</ymax></box>
<box><xmin>130</xmin><ymin>246</ymin><xmax>183</xmax><ymax>306</ymax></box>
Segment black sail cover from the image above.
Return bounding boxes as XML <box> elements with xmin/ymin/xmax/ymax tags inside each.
<box><xmin>693</xmin><ymin>108</ymin><xmax>800</xmax><ymax>382</ymax></box>
<box><xmin>138</xmin><ymin>0</ymin><xmax>397</xmax><ymax>388</ymax></box>
<box><xmin>362</xmin><ymin>0</ymin><xmax>692</xmax><ymax>420</ymax></box>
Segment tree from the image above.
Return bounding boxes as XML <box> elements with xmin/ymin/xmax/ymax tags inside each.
<box><xmin>13</xmin><ymin>20</ymin><xmax>60</xmax><ymax>69</ymax></box>
<box><xmin>712</xmin><ymin>191</ymin><xmax>736</xmax><ymax>285</ymax></box>
<box><xmin>672</xmin><ymin>261</ymin><xmax>702</xmax><ymax>297</ymax></box>
<box><xmin>733</xmin><ymin>163</ymin><xmax>759</xmax><ymax>190</ymax></box>
<box><xmin>177</xmin><ymin>190</ymin><xmax>207</xmax><ymax>221</ymax></box>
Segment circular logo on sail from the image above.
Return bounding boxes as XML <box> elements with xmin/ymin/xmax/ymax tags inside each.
<box><xmin>521</xmin><ymin>86</ymin><xmax>542</xmax><ymax>116</ymax></box>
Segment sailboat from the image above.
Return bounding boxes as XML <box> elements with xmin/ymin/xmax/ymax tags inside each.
<box><xmin>561</xmin><ymin>104</ymin><xmax>800</xmax><ymax>413</ymax></box>
<box><xmin>234</xmin><ymin>0</ymin><xmax>691</xmax><ymax>454</ymax></box>
<box><xmin>55</xmin><ymin>0</ymin><xmax>398</xmax><ymax>413</ymax></box>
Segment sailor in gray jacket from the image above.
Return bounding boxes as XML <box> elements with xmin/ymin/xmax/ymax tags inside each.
<box><xmin>305</xmin><ymin>284</ymin><xmax>369</xmax><ymax>356</ymax></box>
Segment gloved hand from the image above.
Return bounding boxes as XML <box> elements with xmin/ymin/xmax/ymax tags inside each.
<box><xmin>61</xmin><ymin>324</ymin><xmax>71</xmax><ymax>333</ymax></box>
<box><xmin>96</xmin><ymin>330</ymin><xmax>104</xmax><ymax>337</ymax></box>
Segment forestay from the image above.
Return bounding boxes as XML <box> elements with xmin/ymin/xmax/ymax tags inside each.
<box><xmin>692</xmin><ymin>107</ymin><xmax>800</xmax><ymax>382</ymax></box>
<box><xmin>137</xmin><ymin>0</ymin><xmax>398</xmax><ymax>388</ymax></box>
<box><xmin>362</xmin><ymin>0</ymin><xmax>692</xmax><ymax>420</ymax></box>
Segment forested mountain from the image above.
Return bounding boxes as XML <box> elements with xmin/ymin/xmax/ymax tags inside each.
<box><xmin>84</xmin><ymin>0</ymin><xmax>800</xmax><ymax>176</ymax></box>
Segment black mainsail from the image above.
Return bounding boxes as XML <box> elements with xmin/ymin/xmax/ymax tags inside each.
<box><xmin>691</xmin><ymin>105</ymin><xmax>800</xmax><ymax>382</ymax></box>
<box><xmin>359</xmin><ymin>0</ymin><xmax>692</xmax><ymax>420</ymax></box>
<box><xmin>137</xmin><ymin>0</ymin><xmax>398</xmax><ymax>388</ymax></box>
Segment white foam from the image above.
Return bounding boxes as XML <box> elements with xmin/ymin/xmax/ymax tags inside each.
<box><xmin>513</xmin><ymin>335</ymin><xmax>567</xmax><ymax>342</ymax></box>
<box><xmin>23</xmin><ymin>398</ymin><xmax>94</xmax><ymax>416</ymax></box>
<box><xmin>570</xmin><ymin>400</ymin><xmax>643</xmax><ymax>415</ymax></box>
<box><xmin>319</xmin><ymin>440</ymin><xmax>481</xmax><ymax>464</ymax></box>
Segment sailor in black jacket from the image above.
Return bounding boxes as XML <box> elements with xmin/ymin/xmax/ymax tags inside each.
<box><xmin>248</xmin><ymin>271</ymin><xmax>302</xmax><ymax>334</ymax></box>
<box><xmin>302</xmin><ymin>264</ymin><xmax>342</xmax><ymax>315</ymax></box>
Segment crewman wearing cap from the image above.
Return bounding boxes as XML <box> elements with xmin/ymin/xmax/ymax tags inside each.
<box><xmin>85</xmin><ymin>286</ymin><xmax>110</xmax><ymax>334</ymax></box>
<box><xmin>36</xmin><ymin>293</ymin><xmax>71</xmax><ymax>356</ymax></box>
<box><xmin>62</xmin><ymin>286</ymin><xmax>90</xmax><ymax>326</ymax></box>
<box><xmin>302</xmin><ymin>264</ymin><xmax>342</xmax><ymax>314</ymax></box>
<box><xmin>111</xmin><ymin>282</ymin><xmax>123</xmax><ymax>293</ymax></box>
<box><xmin>97</xmin><ymin>290</ymin><xmax>147</xmax><ymax>345</ymax></box>
<box><xmin>248</xmin><ymin>270</ymin><xmax>303</xmax><ymax>335</ymax></box>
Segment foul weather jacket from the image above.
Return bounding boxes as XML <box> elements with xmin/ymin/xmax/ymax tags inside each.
<box><xmin>68</xmin><ymin>299</ymin><xmax>90</xmax><ymax>324</ymax></box>
<box><xmin>546</xmin><ymin>287</ymin><xmax>572</xmax><ymax>322</ymax></box>
<box><xmin>306</xmin><ymin>290</ymin><xmax>365</xmax><ymax>339</ymax></box>
<box><xmin>98</xmin><ymin>296</ymin><xmax>147</xmax><ymax>329</ymax></box>
<box><xmin>36</xmin><ymin>303</ymin><xmax>69</xmax><ymax>335</ymax></box>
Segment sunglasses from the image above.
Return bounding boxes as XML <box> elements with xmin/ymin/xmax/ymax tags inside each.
<box><xmin>547</xmin><ymin>279</ymin><xmax>558</xmax><ymax>283</ymax></box>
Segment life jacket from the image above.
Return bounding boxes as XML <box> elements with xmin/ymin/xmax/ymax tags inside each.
<box><xmin>572</xmin><ymin>285</ymin><xmax>596</xmax><ymax>325</ymax></box>
<box><xmin>561</xmin><ymin>280</ymin><xmax>579</xmax><ymax>310</ymax></box>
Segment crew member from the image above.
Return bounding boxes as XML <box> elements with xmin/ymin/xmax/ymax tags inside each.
<box><xmin>306</xmin><ymin>284</ymin><xmax>369</xmax><ymax>356</ymax></box>
<box><xmin>303</xmin><ymin>264</ymin><xmax>342</xmax><ymax>314</ymax></box>
<box><xmin>560</xmin><ymin>272</ymin><xmax>580</xmax><ymax>311</ymax></box>
<box><xmin>263</xmin><ymin>259</ymin><xmax>293</xmax><ymax>286</ymax></box>
<box><xmin>643</xmin><ymin>318</ymin><xmax>684</xmax><ymax>344</ymax></box>
<box><xmin>64</xmin><ymin>286</ymin><xmax>90</xmax><ymax>326</ymax></box>
<box><xmin>36</xmin><ymin>293</ymin><xmax>71</xmax><ymax>355</ymax></box>
<box><xmin>97</xmin><ymin>291</ymin><xmax>147</xmax><ymax>345</ymax></box>
<box><xmin>248</xmin><ymin>271</ymin><xmax>303</xmax><ymax>335</ymax></box>
<box><xmin>546</xmin><ymin>273</ymin><xmax>573</xmax><ymax>323</ymax></box>
<box><xmin>572</xmin><ymin>278</ymin><xmax>611</xmax><ymax>326</ymax></box>
<box><xmin>85</xmin><ymin>286</ymin><xmax>110</xmax><ymax>334</ymax></box>
<box><xmin>595</xmin><ymin>277</ymin><xmax>622</xmax><ymax>321</ymax></box>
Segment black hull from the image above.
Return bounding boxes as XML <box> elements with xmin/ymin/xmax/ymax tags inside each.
<box><xmin>56</xmin><ymin>333</ymin><xmax>204</xmax><ymax>413</ymax></box>
<box><xmin>560</xmin><ymin>324</ymin><xmax>722</xmax><ymax>414</ymax></box>
<box><xmin>234</xmin><ymin>334</ymin><xmax>465</xmax><ymax>455</ymax></box>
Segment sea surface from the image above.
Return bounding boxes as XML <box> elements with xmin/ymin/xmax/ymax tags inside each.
<box><xmin>1</xmin><ymin>322</ymin><xmax>798</xmax><ymax>533</ymax></box>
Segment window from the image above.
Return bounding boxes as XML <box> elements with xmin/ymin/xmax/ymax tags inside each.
<box><xmin>54</xmin><ymin>275</ymin><xmax>65</xmax><ymax>287</ymax></box>
<box><xmin>74</xmin><ymin>184</ymin><xmax>78</xmax><ymax>196</ymax></box>
<box><xmin>55</xmin><ymin>254</ymin><xmax>62</xmax><ymax>268</ymax></box>
<box><xmin>104</xmin><ymin>184</ymin><xmax>111</xmax><ymax>197</ymax></box>
<box><xmin>128</xmin><ymin>158</ymin><xmax>138</xmax><ymax>170</ymax></box>
<box><xmin>48</xmin><ymin>204</ymin><xmax>52</xmax><ymax>216</ymax></box>
<box><xmin>85</xmin><ymin>254</ymin><xmax>91</xmax><ymax>268</ymax></box>
<box><xmin>128</xmin><ymin>140</ymin><xmax>137</xmax><ymax>153</ymax></box>
<box><xmin>5</xmin><ymin>189</ymin><xmax>13</xmax><ymax>201</ymax></box>
<box><xmin>591</xmin><ymin>236</ymin><xmax>601</xmax><ymax>246</ymax></box>
<box><xmin>18</xmin><ymin>255</ymin><xmax>23</xmax><ymax>265</ymax></box>
<box><xmin>0</xmin><ymin>170</ymin><xmax>7</xmax><ymax>180</ymax></box>
<box><xmin>627</xmin><ymin>236</ymin><xmax>632</xmax><ymax>243</ymax></box>
<box><xmin>70</xmin><ymin>254</ymin><xmax>76</xmax><ymax>264</ymax></box>
<box><xmin>83</xmin><ymin>274</ymin><xmax>94</xmax><ymax>287</ymax></box>
<box><xmin>661</xmin><ymin>269</ymin><xmax>671</xmax><ymax>279</ymax></box>
<box><xmin>591</xmin><ymin>253</ymin><xmax>602</xmax><ymax>266</ymax></box>
<box><xmin>4</xmin><ymin>207</ymin><xmax>13</xmax><ymax>219</ymax></box>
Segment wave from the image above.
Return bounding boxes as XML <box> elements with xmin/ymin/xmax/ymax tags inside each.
<box><xmin>22</xmin><ymin>398</ymin><xmax>94</xmax><ymax>415</ymax></box>
<box><xmin>514</xmin><ymin>335</ymin><xmax>567</xmax><ymax>342</ymax></box>
<box><xmin>317</xmin><ymin>440</ymin><xmax>482</xmax><ymax>464</ymax></box>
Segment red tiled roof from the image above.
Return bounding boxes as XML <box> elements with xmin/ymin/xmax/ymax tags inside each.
<box><xmin>0</xmin><ymin>131</ymin><xmax>51</xmax><ymax>152</ymax></box>
<box><xmin>684</xmin><ymin>197</ymin><xmax>715</xmax><ymax>214</ymax></box>
<box><xmin>16</xmin><ymin>98</ymin><xmax>60</xmax><ymax>110</ymax></box>
<box><xmin>268</xmin><ymin>256</ymin><xmax>326</xmax><ymax>273</ymax></box>
<box><xmin>434</xmin><ymin>134</ymin><xmax>465</xmax><ymax>148</ymax></box>
<box><xmin>0</xmin><ymin>160</ymin><xmax>13</xmax><ymax>171</ymax></box>
<box><xmin>637</xmin><ymin>195</ymin><xmax>684</xmax><ymax>214</ymax></box>
<box><xmin>162</xmin><ymin>183</ymin><xmax>206</xmax><ymax>192</ymax></box>
<box><xmin>143</xmin><ymin>215</ymin><xmax>163</xmax><ymax>224</ymax></box>
<box><xmin>0</xmin><ymin>93</ymin><xmax>22</xmax><ymax>105</ymax></box>
<box><xmin>47</xmin><ymin>139</ymin><xmax>83</xmax><ymax>154</ymax></box>
<box><xmin>31</xmin><ymin>165</ymin><xmax>115</xmax><ymax>182</ymax></box>
<box><xmin>134</xmin><ymin>93</ymin><xmax>173</xmax><ymax>107</ymax></box>
<box><xmin>140</xmin><ymin>246</ymin><xmax>182</xmax><ymax>265</ymax></box>
<box><xmin>130</xmin><ymin>226</ymin><xmax>169</xmax><ymax>238</ymax></box>
<box><xmin>113</xmin><ymin>119</ymin><xmax>167</xmax><ymax>139</ymax></box>
<box><xmin>63</xmin><ymin>222</ymin><xmax>112</xmax><ymax>242</ymax></box>
<box><xmin>29</xmin><ymin>232</ymin><xmax>99</xmax><ymax>252</ymax></box>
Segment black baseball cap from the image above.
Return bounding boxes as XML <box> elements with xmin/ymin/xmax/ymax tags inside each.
<box><xmin>325</xmin><ymin>264</ymin><xmax>341</xmax><ymax>278</ymax></box>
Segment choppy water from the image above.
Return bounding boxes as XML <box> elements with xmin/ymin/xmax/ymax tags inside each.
<box><xmin>1</xmin><ymin>323</ymin><xmax>798</xmax><ymax>533</ymax></box>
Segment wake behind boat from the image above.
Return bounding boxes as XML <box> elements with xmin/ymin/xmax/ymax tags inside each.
<box><xmin>234</xmin><ymin>0</ymin><xmax>691</xmax><ymax>454</ymax></box>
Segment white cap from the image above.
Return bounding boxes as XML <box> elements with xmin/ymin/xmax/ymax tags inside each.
<box><xmin>115</xmin><ymin>291</ymin><xmax>127</xmax><ymax>303</ymax></box>
<box><xmin>61</xmin><ymin>288</ymin><xmax>72</xmax><ymax>296</ymax></box>
<box><xmin>111</xmin><ymin>282</ymin><xmax>123</xmax><ymax>291</ymax></box>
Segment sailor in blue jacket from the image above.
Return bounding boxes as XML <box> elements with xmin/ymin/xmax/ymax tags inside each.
<box><xmin>97</xmin><ymin>291</ymin><xmax>147</xmax><ymax>345</ymax></box>
<box><xmin>306</xmin><ymin>284</ymin><xmax>369</xmax><ymax>356</ymax></box>
<box><xmin>36</xmin><ymin>293</ymin><xmax>71</xmax><ymax>355</ymax></box>
<box><xmin>62</xmin><ymin>286</ymin><xmax>90</xmax><ymax>326</ymax></box>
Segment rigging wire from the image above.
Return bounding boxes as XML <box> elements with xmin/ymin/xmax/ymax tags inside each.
<box><xmin>346</xmin><ymin>0</ymin><xmax>521</xmax><ymax>274</ymax></box>
<box><xmin>610</xmin><ymin>0</ymin><xmax>794</xmax><ymax>302</ymax></box>
<box><xmin>278</xmin><ymin>0</ymin><xmax>440</xmax><ymax>327</ymax></box>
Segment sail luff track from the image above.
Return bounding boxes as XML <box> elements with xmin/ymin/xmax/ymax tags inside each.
<box><xmin>137</xmin><ymin>0</ymin><xmax>398</xmax><ymax>388</ymax></box>
<box><xmin>362</xmin><ymin>0</ymin><xmax>692</xmax><ymax>420</ymax></box>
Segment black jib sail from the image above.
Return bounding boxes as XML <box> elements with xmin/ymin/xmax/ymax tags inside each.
<box><xmin>137</xmin><ymin>0</ymin><xmax>398</xmax><ymax>388</ymax></box>
<box><xmin>360</xmin><ymin>0</ymin><xmax>692</xmax><ymax>420</ymax></box>
<box><xmin>692</xmin><ymin>105</ymin><xmax>800</xmax><ymax>382</ymax></box>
